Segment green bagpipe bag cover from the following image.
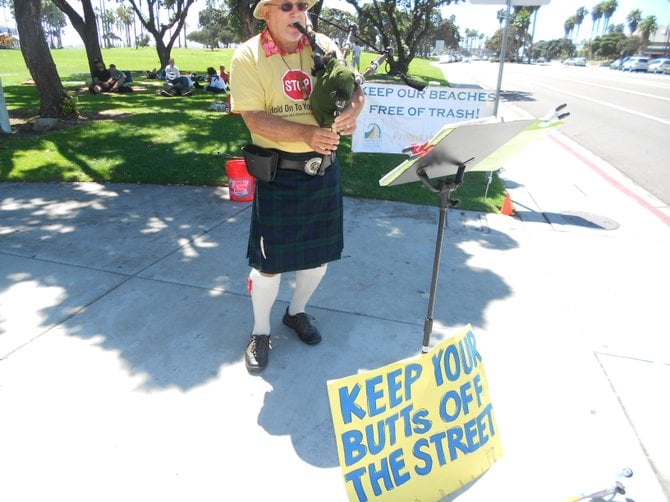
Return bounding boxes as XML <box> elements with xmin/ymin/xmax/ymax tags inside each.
<box><xmin>310</xmin><ymin>56</ymin><xmax>358</xmax><ymax>129</ymax></box>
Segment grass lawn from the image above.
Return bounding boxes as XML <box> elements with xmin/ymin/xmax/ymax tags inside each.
<box><xmin>0</xmin><ymin>47</ymin><xmax>507</xmax><ymax>212</ymax></box>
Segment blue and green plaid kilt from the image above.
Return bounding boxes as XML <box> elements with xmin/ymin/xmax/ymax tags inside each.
<box><xmin>247</xmin><ymin>155</ymin><xmax>343</xmax><ymax>274</ymax></box>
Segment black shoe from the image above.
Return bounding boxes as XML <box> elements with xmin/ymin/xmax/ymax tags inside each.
<box><xmin>245</xmin><ymin>335</ymin><xmax>270</xmax><ymax>372</ymax></box>
<box><xmin>282</xmin><ymin>309</ymin><xmax>321</xmax><ymax>345</ymax></box>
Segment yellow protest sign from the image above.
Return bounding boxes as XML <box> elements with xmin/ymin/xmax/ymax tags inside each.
<box><xmin>327</xmin><ymin>325</ymin><xmax>502</xmax><ymax>502</ymax></box>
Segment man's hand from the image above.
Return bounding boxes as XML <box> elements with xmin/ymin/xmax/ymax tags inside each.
<box><xmin>241</xmin><ymin>110</ymin><xmax>341</xmax><ymax>156</ymax></box>
<box><xmin>307</xmin><ymin>128</ymin><xmax>340</xmax><ymax>155</ymax></box>
<box><xmin>332</xmin><ymin>86</ymin><xmax>365</xmax><ymax>136</ymax></box>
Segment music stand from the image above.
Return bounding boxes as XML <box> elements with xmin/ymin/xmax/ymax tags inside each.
<box><xmin>380</xmin><ymin>118</ymin><xmax>535</xmax><ymax>353</ymax></box>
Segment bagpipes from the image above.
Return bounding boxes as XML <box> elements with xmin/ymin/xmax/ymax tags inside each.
<box><xmin>293</xmin><ymin>20</ymin><xmax>396</xmax><ymax>129</ymax></box>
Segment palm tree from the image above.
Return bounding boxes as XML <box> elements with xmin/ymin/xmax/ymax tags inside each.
<box><xmin>465</xmin><ymin>28</ymin><xmax>477</xmax><ymax>51</ymax></box>
<box><xmin>525</xmin><ymin>5</ymin><xmax>542</xmax><ymax>63</ymax></box>
<box><xmin>564</xmin><ymin>16</ymin><xmax>576</xmax><ymax>40</ymax></box>
<box><xmin>99</xmin><ymin>8</ymin><xmax>116</xmax><ymax>48</ymax></box>
<box><xmin>638</xmin><ymin>15</ymin><xmax>658</xmax><ymax>51</ymax></box>
<box><xmin>464</xmin><ymin>28</ymin><xmax>474</xmax><ymax>52</ymax></box>
<box><xmin>574</xmin><ymin>7</ymin><xmax>588</xmax><ymax>41</ymax></box>
<box><xmin>626</xmin><ymin>9</ymin><xmax>642</xmax><ymax>35</ymax></box>
<box><xmin>602</xmin><ymin>0</ymin><xmax>618</xmax><ymax>34</ymax></box>
<box><xmin>496</xmin><ymin>8</ymin><xmax>506</xmax><ymax>30</ymax></box>
<box><xmin>590</xmin><ymin>3</ymin><xmax>603</xmax><ymax>38</ymax></box>
<box><xmin>41</xmin><ymin>0</ymin><xmax>67</xmax><ymax>48</ymax></box>
<box><xmin>512</xmin><ymin>7</ymin><xmax>533</xmax><ymax>60</ymax></box>
<box><xmin>116</xmin><ymin>5</ymin><xmax>133</xmax><ymax>47</ymax></box>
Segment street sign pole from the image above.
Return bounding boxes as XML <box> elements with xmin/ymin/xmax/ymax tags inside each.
<box><xmin>470</xmin><ymin>0</ymin><xmax>551</xmax><ymax>117</ymax></box>
<box><xmin>493</xmin><ymin>0</ymin><xmax>512</xmax><ymax>117</ymax></box>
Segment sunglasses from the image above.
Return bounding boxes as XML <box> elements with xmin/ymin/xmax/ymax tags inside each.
<box><xmin>270</xmin><ymin>1</ymin><xmax>309</xmax><ymax>12</ymax></box>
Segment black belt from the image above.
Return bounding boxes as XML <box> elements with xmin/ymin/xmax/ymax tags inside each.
<box><xmin>277</xmin><ymin>152</ymin><xmax>334</xmax><ymax>176</ymax></box>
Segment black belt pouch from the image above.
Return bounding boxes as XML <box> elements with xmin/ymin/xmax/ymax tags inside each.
<box><xmin>242</xmin><ymin>144</ymin><xmax>279</xmax><ymax>183</ymax></box>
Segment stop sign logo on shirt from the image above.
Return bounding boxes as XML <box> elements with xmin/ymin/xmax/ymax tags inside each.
<box><xmin>282</xmin><ymin>69</ymin><xmax>312</xmax><ymax>101</ymax></box>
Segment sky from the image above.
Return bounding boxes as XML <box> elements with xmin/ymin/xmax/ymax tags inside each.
<box><xmin>183</xmin><ymin>0</ymin><xmax>670</xmax><ymax>43</ymax></box>
<box><xmin>322</xmin><ymin>0</ymin><xmax>669</xmax><ymax>42</ymax></box>
<box><xmin>2</xmin><ymin>0</ymin><xmax>668</xmax><ymax>48</ymax></box>
<box><xmin>438</xmin><ymin>0</ymin><xmax>670</xmax><ymax>42</ymax></box>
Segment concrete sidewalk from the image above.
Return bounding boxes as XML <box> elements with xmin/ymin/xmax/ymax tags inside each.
<box><xmin>1</xmin><ymin>129</ymin><xmax>669</xmax><ymax>501</ymax></box>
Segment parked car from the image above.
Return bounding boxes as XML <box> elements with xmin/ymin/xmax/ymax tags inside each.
<box><xmin>622</xmin><ymin>56</ymin><xmax>649</xmax><ymax>72</ymax></box>
<box><xmin>564</xmin><ymin>57</ymin><xmax>587</xmax><ymax>66</ymax></box>
<box><xmin>612</xmin><ymin>57</ymin><xmax>631</xmax><ymax>70</ymax></box>
<box><xmin>648</xmin><ymin>58</ymin><xmax>670</xmax><ymax>74</ymax></box>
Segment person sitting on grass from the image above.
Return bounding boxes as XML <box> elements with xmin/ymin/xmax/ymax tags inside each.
<box><xmin>219</xmin><ymin>64</ymin><xmax>230</xmax><ymax>85</ymax></box>
<box><xmin>90</xmin><ymin>59</ymin><xmax>126</xmax><ymax>94</ymax></box>
<box><xmin>109</xmin><ymin>64</ymin><xmax>133</xmax><ymax>93</ymax></box>
<box><xmin>204</xmin><ymin>66</ymin><xmax>228</xmax><ymax>94</ymax></box>
<box><xmin>161</xmin><ymin>58</ymin><xmax>192</xmax><ymax>96</ymax></box>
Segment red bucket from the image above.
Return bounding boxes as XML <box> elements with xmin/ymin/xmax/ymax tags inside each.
<box><xmin>225</xmin><ymin>158</ymin><xmax>255</xmax><ymax>202</ymax></box>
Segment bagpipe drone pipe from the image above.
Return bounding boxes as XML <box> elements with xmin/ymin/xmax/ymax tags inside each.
<box><xmin>293</xmin><ymin>19</ymin><xmax>425</xmax><ymax>129</ymax></box>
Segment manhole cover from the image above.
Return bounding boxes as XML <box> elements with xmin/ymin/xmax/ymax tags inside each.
<box><xmin>556</xmin><ymin>211</ymin><xmax>620</xmax><ymax>230</ymax></box>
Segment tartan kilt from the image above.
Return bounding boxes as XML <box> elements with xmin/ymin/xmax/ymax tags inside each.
<box><xmin>247</xmin><ymin>157</ymin><xmax>343</xmax><ymax>274</ymax></box>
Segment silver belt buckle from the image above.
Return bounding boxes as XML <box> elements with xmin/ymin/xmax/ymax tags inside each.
<box><xmin>304</xmin><ymin>157</ymin><xmax>323</xmax><ymax>176</ymax></box>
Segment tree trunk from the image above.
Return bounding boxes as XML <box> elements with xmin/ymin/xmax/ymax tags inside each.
<box><xmin>155</xmin><ymin>36</ymin><xmax>171</xmax><ymax>68</ymax></box>
<box><xmin>51</xmin><ymin>0</ymin><xmax>104</xmax><ymax>76</ymax></box>
<box><xmin>235</xmin><ymin>0</ymin><xmax>258</xmax><ymax>41</ymax></box>
<box><xmin>127</xmin><ymin>0</ymin><xmax>196</xmax><ymax>69</ymax></box>
<box><xmin>15</xmin><ymin>0</ymin><xmax>70</xmax><ymax>119</ymax></box>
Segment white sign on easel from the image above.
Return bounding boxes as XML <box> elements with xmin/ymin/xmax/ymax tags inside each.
<box><xmin>0</xmin><ymin>77</ymin><xmax>11</xmax><ymax>134</ymax></box>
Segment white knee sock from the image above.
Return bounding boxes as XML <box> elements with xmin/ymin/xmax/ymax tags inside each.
<box><xmin>249</xmin><ymin>268</ymin><xmax>281</xmax><ymax>335</ymax></box>
<box><xmin>289</xmin><ymin>264</ymin><xmax>327</xmax><ymax>316</ymax></box>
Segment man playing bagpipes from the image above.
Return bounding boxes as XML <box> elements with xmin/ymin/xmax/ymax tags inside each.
<box><xmin>230</xmin><ymin>0</ymin><xmax>365</xmax><ymax>372</ymax></box>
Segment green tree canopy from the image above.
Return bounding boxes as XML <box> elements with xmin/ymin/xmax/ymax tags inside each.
<box><xmin>590</xmin><ymin>28</ymin><xmax>626</xmax><ymax>58</ymax></box>
<box><xmin>342</xmin><ymin>0</ymin><xmax>462</xmax><ymax>76</ymax></box>
<box><xmin>433</xmin><ymin>15</ymin><xmax>460</xmax><ymax>51</ymax></box>
<box><xmin>318</xmin><ymin>7</ymin><xmax>357</xmax><ymax>45</ymax></box>
<box><xmin>533</xmin><ymin>38</ymin><xmax>576</xmax><ymax>61</ymax></box>
<box><xmin>188</xmin><ymin>4</ymin><xmax>236</xmax><ymax>49</ymax></box>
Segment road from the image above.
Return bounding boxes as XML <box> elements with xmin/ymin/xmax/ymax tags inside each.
<box><xmin>439</xmin><ymin>60</ymin><xmax>670</xmax><ymax>207</ymax></box>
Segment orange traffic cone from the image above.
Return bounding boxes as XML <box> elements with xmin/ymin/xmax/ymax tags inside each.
<box><xmin>500</xmin><ymin>192</ymin><xmax>515</xmax><ymax>216</ymax></box>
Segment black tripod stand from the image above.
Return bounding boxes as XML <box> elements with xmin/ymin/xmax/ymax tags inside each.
<box><xmin>380</xmin><ymin>118</ymin><xmax>535</xmax><ymax>352</ymax></box>
<box><xmin>416</xmin><ymin>162</ymin><xmax>470</xmax><ymax>352</ymax></box>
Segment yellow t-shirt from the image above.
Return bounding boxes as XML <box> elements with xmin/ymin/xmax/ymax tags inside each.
<box><xmin>230</xmin><ymin>31</ymin><xmax>339</xmax><ymax>153</ymax></box>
